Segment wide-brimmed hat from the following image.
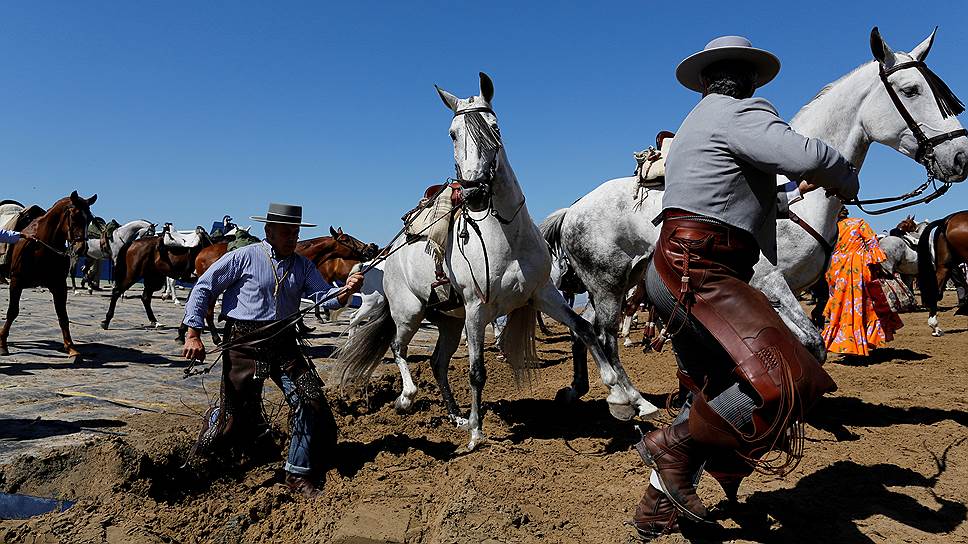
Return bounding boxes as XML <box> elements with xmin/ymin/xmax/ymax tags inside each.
<box><xmin>676</xmin><ymin>35</ymin><xmax>780</xmax><ymax>93</ymax></box>
<box><xmin>250</xmin><ymin>203</ymin><xmax>317</xmax><ymax>227</ymax></box>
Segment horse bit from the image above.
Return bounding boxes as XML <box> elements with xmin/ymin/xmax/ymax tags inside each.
<box><xmin>847</xmin><ymin>59</ymin><xmax>966</xmax><ymax>215</ymax></box>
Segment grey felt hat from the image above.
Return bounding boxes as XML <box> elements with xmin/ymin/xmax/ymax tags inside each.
<box><xmin>250</xmin><ymin>203</ymin><xmax>317</xmax><ymax>227</ymax></box>
<box><xmin>676</xmin><ymin>35</ymin><xmax>781</xmax><ymax>93</ymax></box>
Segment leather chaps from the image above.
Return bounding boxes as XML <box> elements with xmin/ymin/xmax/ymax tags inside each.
<box><xmin>652</xmin><ymin>210</ymin><xmax>836</xmax><ymax>475</ymax></box>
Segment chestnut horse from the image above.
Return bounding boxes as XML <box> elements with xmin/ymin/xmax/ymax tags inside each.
<box><xmin>918</xmin><ymin>210</ymin><xmax>968</xmax><ymax>336</ymax></box>
<box><xmin>296</xmin><ymin>227</ymin><xmax>379</xmax><ymax>321</ymax></box>
<box><xmin>101</xmin><ymin>226</ymin><xmax>212</xmax><ymax>330</ymax></box>
<box><xmin>1</xmin><ymin>191</ymin><xmax>98</xmax><ymax>357</ymax></box>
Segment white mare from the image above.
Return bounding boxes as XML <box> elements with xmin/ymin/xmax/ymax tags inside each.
<box><xmin>71</xmin><ymin>220</ymin><xmax>156</xmax><ymax>294</ymax></box>
<box><xmin>878</xmin><ymin>220</ymin><xmax>928</xmax><ymax>283</ymax></box>
<box><xmin>337</xmin><ymin>73</ymin><xmax>658</xmax><ymax>451</ymax></box>
<box><xmin>542</xmin><ymin>27</ymin><xmax>968</xmax><ymax>396</ymax></box>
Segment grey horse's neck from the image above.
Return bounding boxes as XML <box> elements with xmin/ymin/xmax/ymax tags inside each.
<box><xmin>489</xmin><ymin>148</ymin><xmax>528</xmax><ymax>228</ymax></box>
<box><xmin>788</xmin><ymin>62</ymin><xmax>877</xmax><ymax>241</ymax></box>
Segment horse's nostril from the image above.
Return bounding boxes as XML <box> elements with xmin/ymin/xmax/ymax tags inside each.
<box><xmin>955</xmin><ymin>151</ymin><xmax>968</xmax><ymax>174</ymax></box>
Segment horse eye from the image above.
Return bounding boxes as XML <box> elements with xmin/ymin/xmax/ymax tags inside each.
<box><xmin>450</xmin><ymin>131</ymin><xmax>457</xmax><ymax>141</ymax></box>
<box><xmin>901</xmin><ymin>85</ymin><xmax>920</xmax><ymax>98</ymax></box>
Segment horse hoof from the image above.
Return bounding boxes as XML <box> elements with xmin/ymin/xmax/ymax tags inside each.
<box><xmin>636</xmin><ymin>400</ymin><xmax>660</xmax><ymax>420</ymax></box>
<box><xmin>932</xmin><ymin>330</ymin><xmax>944</xmax><ymax>337</ymax></box>
<box><xmin>100</xmin><ymin>321</ymin><xmax>109</xmax><ymax>330</ymax></box>
<box><xmin>623</xmin><ymin>339</ymin><xmax>634</xmax><ymax>348</ymax></box>
<box><xmin>467</xmin><ymin>432</ymin><xmax>484</xmax><ymax>452</ymax></box>
<box><xmin>554</xmin><ymin>386</ymin><xmax>582</xmax><ymax>403</ymax></box>
<box><xmin>393</xmin><ymin>396</ymin><xmax>413</xmax><ymax>412</ymax></box>
<box><xmin>0</xmin><ymin>347</ymin><xmax>8</xmax><ymax>357</ymax></box>
<box><xmin>67</xmin><ymin>349</ymin><xmax>81</xmax><ymax>358</ymax></box>
<box><xmin>607</xmin><ymin>401</ymin><xmax>637</xmax><ymax>421</ymax></box>
<box><xmin>451</xmin><ymin>415</ymin><xmax>469</xmax><ymax>430</ymax></box>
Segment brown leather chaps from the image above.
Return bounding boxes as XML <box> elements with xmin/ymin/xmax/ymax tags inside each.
<box><xmin>652</xmin><ymin>211</ymin><xmax>836</xmax><ymax>473</ymax></box>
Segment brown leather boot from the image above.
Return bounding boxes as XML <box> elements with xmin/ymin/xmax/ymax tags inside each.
<box><xmin>632</xmin><ymin>485</ymin><xmax>679</xmax><ymax>539</ymax></box>
<box><xmin>285</xmin><ymin>473</ymin><xmax>322</xmax><ymax>498</ymax></box>
<box><xmin>635</xmin><ymin>422</ymin><xmax>708</xmax><ymax>522</ymax></box>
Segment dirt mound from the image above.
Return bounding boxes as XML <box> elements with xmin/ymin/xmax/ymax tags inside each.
<box><xmin>1</xmin><ymin>308</ymin><xmax>967</xmax><ymax>543</ymax></box>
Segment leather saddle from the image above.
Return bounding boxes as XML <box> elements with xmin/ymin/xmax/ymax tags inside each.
<box><xmin>634</xmin><ymin>131</ymin><xmax>675</xmax><ymax>187</ymax></box>
<box><xmin>423</xmin><ymin>182</ymin><xmax>464</xmax><ymax>208</ymax></box>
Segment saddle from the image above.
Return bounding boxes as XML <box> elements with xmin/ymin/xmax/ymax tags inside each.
<box><xmin>402</xmin><ymin>182</ymin><xmax>464</xmax><ymax>310</ymax></box>
<box><xmin>0</xmin><ymin>205</ymin><xmax>45</xmax><ymax>279</ymax></box>
<box><xmin>633</xmin><ymin>131</ymin><xmax>674</xmax><ymax>187</ymax></box>
<box><xmin>162</xmin><ymin>228</ymin><xmax>202</xmax><ymax>248</ymax></box>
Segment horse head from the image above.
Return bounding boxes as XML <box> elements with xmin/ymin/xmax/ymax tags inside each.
<box><xmin>897</xmin><ymin>214</ymin><xmax>917</xmax><ymax>233</ymax></box>
<box><xmin>65</xmin><ymin>190</ymin><xmax>97</xmax><ymax>257</ymax></box>
<box><xmin>861</xmin><ymin>27</ymin><xmax>968</xmax><ymax>182</ymax></box>
<box><xmin>436</xmin><ymin>72</ymin><xmax>504</xmax><ymax>211</ymax></box>
<box><xmin>329</xmin><ymin>226</ymin><xmax>377</xmax><ymax>260</ymax></box>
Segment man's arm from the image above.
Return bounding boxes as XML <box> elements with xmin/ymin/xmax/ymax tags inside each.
<box><xmin>727</xmin><ymin>98</ymin><xmax>860</xmax><ymax>200</ymax></box>
<box><xmin>0</xmin><ymin>229</ymin><xmax>24</xmax><ymax>244</ymax></box>
<box><xmin>183</xmin><ymin>251</ymin><xmax>242</xmax><ymax>330</ymax></box>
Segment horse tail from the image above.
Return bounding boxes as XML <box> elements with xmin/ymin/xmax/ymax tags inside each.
<box><xmin>336</xmin><ymin>296</ymin><xmax>394</xmax><ymax>387</ymax></box>
<box><xmin>539</xmin><ymin>208</ymin><xmax>568</xmax><ymax>254</ymax></box>
<box><xmin>917</xmin><ymin>217</ymin><xmax>948</xmax><ymax>308</ymax></box>
<box><xmin>499</xmin><ymin>304</ymin><xmax>539</xmax><ymax>387</ymax></box>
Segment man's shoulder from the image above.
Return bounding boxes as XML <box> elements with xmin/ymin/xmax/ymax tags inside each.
<box><xmin>732</xmin><ymin>96</ymin><xmax>779</xmax><ymax>116</ymax></box>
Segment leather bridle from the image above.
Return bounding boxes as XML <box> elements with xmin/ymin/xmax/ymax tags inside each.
<box><xmin>846</xmin><ymin>60</ymin><xmax>966</xmax><ymax>215</ymax></box>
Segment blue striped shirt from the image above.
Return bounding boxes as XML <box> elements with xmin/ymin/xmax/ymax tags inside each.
<box><xmin>0</xmin><ymin>229</ymin><xmax>22</xmax><ymax>244</ymax></box>
<box><xmin>183</xmin><ymin>240</ymin><xmax>344</xmax><ymax>329</ymax></box>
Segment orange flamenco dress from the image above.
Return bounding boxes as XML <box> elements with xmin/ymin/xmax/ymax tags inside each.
<box><xmin>821</xmin><ymin>217</ymin><xmax>903</xmax><ymax>356</ymax></box>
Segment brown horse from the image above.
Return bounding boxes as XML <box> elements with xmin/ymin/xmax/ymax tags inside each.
<box><xmin>1</xmin><ymin>191</ymin><xmax>97</xmax><ymax>357</ymax></box>
<box><xmin>918</xmin><ymin>210</ymin><xmax>968</xmax><ymax>336</ymax></box>
<box><xmin>101</xmin><ymin>226</ymin><xmax>212</xmax><ymax>330</ymax></box>
<box><xmin>297</xmin><ymin>227</ymin><xmax>379</xmax><ymax>322</ymax></box>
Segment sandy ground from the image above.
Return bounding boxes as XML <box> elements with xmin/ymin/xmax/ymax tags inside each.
<box><xmin>0</xmin><ymin>284</ymin><xmax>966</xmax><ymax>543</ymax></box>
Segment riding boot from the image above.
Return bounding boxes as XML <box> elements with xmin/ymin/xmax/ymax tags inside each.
<box><xmin>687</xmin><ymin>394</ymin><xmax>752</xmax><ymax>509</ymax></box>
<box><xmin>635</xmin><ymin>421</ymin><xmax>709</xmax><ymax>522</ymax></box>
<box><xmin>632</xmin><ymin>485</ymin><xmax>680</xmax><ymax>539</ymax></box>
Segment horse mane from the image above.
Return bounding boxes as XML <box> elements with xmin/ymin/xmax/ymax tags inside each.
<box><xmin>793</xmin><ymin>62</ymin><xmax>871</xmax><ymax>123</ymax></box>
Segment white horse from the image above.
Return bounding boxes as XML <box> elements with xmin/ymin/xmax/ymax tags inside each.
<box><xmin>71</xmin><ymin>219</ymin><xmax>156</xmax><ymax>294</ymax></box>
<box><xmin>338</xmin><ymin>73</ymin><xmax>658</xmax><ymax>451</ymax></box>
<box><xmin>542</xmin><ymin>27</ymin><xmax>968</xmax><ymax>394</ymax></box>
<box><xmin>878</xmin><ymin>219</ymin><xmax>928</xmax><ymax>284</ymax></box>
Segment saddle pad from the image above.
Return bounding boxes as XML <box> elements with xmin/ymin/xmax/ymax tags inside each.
<box><xmin>162</xmin><ymin>230</ymin><xmax>202</xmax><ymax>248</ymax></box>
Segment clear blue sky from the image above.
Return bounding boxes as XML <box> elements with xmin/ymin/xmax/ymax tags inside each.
<box><xmin>2</xmin><ymin>1</ymin><xmax>966</xmax><ymax>242</ymax></box>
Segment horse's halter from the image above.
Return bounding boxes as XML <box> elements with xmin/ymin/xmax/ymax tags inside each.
<box><xmin>846</xmin><ymin>60</ymin><xmax>966</xmax><ymax>215</ymax></box>
<box><xmin>334</xmin><ymin>234</ymin><xmax>374</xmax><ymax>260</ymax></box>
<box><xmin>448</xmin><ymin>106</ymin><xmax>525</xmax><ymax>224</ymax></box>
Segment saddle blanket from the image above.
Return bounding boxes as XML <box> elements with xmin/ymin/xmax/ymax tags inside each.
<box><xmin>404</xmin><ymin>185</ymin><xmax>459</xmax><ymax>265</ymax></box>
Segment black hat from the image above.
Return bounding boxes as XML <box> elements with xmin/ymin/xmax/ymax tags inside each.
<box><xmin>250</xmin><ymin>203</ymin><xmax>317</xmax><ymax>227</ymax></box>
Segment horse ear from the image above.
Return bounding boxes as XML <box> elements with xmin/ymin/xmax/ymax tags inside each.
<box><xmin>70</xmin><ymin>191</ymin><xmax>84</xmax><ymax>207</ymax></box>
<box><xmin>870</xmin><ymin>27</ymin><xmax>897</xmax><ymax>68</ymax></box>
<box><xmin>435</xmin><ymin>85</ymin><xmax>459</xmax><ymax>112</ymax></box>
<box><xmin>910</xmin><ymin>26</ymin><xmax>937</xmax><ymax>62</ymax></box>
<box><xmin>86</xmin><ymin>194</ymin><xmax>97</xmax><ymax>206</ymax></box>
<box><xmin>329</xmin><ymin>226</ymin><xmax>338</xmax><ymax>237</ymax></box>
<box><xmin>479</xmin><ymin>72</ymin><xmax>494</xmax><ymax>103</ymax></box>
<box><xmin>337</xmin><ymin>226</ymin><xmax>344</xmax><ymax>235</ymax></box>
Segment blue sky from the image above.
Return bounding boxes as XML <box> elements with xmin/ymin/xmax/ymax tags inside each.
<box><xmin>2</xmin><ymin>1</ymin><xmax>966</xmax><ymax>242</ymax></box>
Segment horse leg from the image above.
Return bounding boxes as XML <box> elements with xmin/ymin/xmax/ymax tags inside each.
<box><xmin>535</xmin><ymin>311</ymin><xmax>553</xmax><ymax>335</ymax></box>
<box><xmin>101</xmin><ymin>278</ymin><xmax>133</xmax><ymax>329</ymax></box>
<box><xmin>428</xmin><ymin>315</ymin><xmax>466</xmax><ymax>425</ymax></box>
<box><xmin>169</xmin><ymin>278</ymin><xmax>182</xmax><ymax>306</ymax></box>
<box><xmin>620</xmin><ymin>314</ymin><xmax>634</xmax><ymax>347</ymax></box>
<box><xmin>556</xmin><ymin>302</ymin><xmax>593</xmax><ymax>402</ymax></box>
<box><xmin>51</xmin><ymin>285</ymin><xmax>80</xmax><ymax>357</ymax></box>
<box><xmin>141</xmin><ymin>278</ymin><xmax>162</xmax><ymax>327</ymax></box>
<box><xmin>0</xmin><ymin>284</ymin><xmax>24</xmax><ymax>356</ymax></box>
<box><xmin>533</xmin><ymin>283</ymin><xmax>658</xmax><ymax>421</ymax></box>
<box><xmin>752</xmin><ymin>269</ymin><xmax>827</xmax><ymax>363</ymax></box>
<box><xmin>929</xmin><ymin>265</ymin><xmax>951</xmax><ymax>337</ymax></box>
<box><xmin>463</xmin><ymin>308</ymin><xmax>488</xmax><ymax>451</ymax></box>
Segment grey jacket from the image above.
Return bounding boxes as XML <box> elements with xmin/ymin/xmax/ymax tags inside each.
<box><xmin>662</xmin><ymin>94</ymin><xmax>859</xmax><ymax>264</ymax></box>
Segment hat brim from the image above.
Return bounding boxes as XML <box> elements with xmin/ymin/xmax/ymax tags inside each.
<box><xmin>676</xmin><ymin>46</ymin><xmax>780</xmax><ymax>93</ymax></box>
<box><xmin>250</xmin><ymin>215</ymin><xmax>317</xmax><ymax>227</ymax></box>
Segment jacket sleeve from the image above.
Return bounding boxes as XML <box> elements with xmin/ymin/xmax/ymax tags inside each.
<box><xmin>302</xmin><ymin>260</ymin><xmax>346</xmax><ymax>311</ymax></box>
<box><xmin>183</xmin><ymin>250</ymin><xmax>242</xmax><ymax>329</ymax></box>
<box><xmin>726</xmin><ymin>98</ymin><xmax>860</xmax><ymax>200</ymax></box>
<box><xmin>0</xmin><ymin>229</ymin><xmax>22</xmax><ymax>244</ymax></box>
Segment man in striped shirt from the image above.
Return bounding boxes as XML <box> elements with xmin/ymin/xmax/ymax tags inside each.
<box><xmin>182</xmin><ymin>203</ymin><xmax>363</xmax><ymax>497</ymax></box>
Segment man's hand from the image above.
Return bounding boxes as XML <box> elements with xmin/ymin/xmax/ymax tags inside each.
<box><xmin>798</xmin><ymin>180</ymin><xmax>818</xmax><ymax>194</ymax></box>
<box><xmin>183</xmin><ymin>329</ymin><xmax>206</xmax><ymax>362</ymax></box>
<box><xmin>344</xmin><ymin>272</ymin><xmax>365</xmax><ymax>294</ymax></box>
